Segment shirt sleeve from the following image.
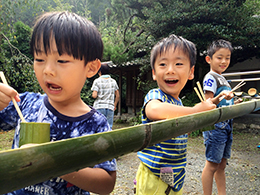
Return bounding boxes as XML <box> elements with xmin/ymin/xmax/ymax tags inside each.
<box><xmin>113</xmin><ymin>80</ymin><xmax>119</xmax><ymax>91</ymax></box>
<box><xmin>203</xmin><ymin>74</ymin><xmax>217</xmax><ymax>94</ymax></box>
<box><xmin>144</xmin><ymin>89</ymin><xmax>164</xmax><ymax>106</ymax></box>
<box><xmin>142</xmin><ymin>89</ymin><xmax>164</xmax><ymax>123</ymax></box>
<box><xmin>91</xmin><ymin>79</ymin><xmax>99</xmax><ymax>92</ymax></box>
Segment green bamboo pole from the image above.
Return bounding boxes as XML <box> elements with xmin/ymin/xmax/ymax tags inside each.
<box><xmin>0</xmin><ymin>100</ymin><xmax>259</xmax><ymax>194</ymax></box>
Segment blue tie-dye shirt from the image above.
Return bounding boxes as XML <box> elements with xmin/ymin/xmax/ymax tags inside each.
<box><xmin>0</xmin><ymin>92</ymin><xmax>116</xmax><ymax>195</ymax></box>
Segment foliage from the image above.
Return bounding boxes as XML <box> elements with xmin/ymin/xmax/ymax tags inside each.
<box><xmin>128</xmin><ymin>110</ymin><xmax>142</xmax><ymax>126</ymax></box>
<box><xmin>2</xmin><ymin>21</ymin><xmax>32</xmax><ymax>59</ymax></box>
<box><xmin>47</xmin><ymin>0</ymin><xmax>73</xmax><ymax>12</ymax></box>
<box><xmin>101</xmin><ymin>0</ymin><xmax>260</xmax><ymax>85</ymax></box>
<box><xmin>1</xmin><ymin>21</ymin><xmax>42</xmax><ymax>93</ymax></box>
<box><xmin>181</xmin><ymin>91</ymin><xmax>200</xmax><ymax>107</ymax></box>
<box><xmin>0</xmin><ymin>0</ymin><xmax>41</xmax><ymax>29</ymax></box>
<box><xmin>80</xmin><ymin>79</ymin><xmax>95</xmax><ymax>106</ymax></box>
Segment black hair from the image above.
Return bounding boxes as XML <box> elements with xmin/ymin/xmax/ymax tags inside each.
<box><xmin>30</xmin><ymin>11</ymin><xmax>103</xmax><ymax>65</ymax></box>
<box><xmin>207</xmin><ymin>39</ymin><xmax>233</xmax><ymax>58</ymax></box>
<box><xmin>99</xmin><ymin>63</ymin><xmax>110</xmax><ymax>75</ymax></box>
<box><xmin>150</xmin><ymin>34</ymin><xmax>197</xmax><ymax>69</ymax></box>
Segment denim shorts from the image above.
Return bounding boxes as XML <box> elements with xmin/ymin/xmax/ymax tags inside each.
<box><xmin>203</xmin><ymin>124</ymin><xmax>233</xmax><ymax>164</ymax></box>
<box><xmin>96</xmin><ymin>108</ymin><xmax>114</xmax><ymax>128</ymax></box>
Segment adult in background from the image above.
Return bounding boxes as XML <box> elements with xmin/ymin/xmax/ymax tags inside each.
<box><xmin>91</xmin><ymin>63</ymin><xmax>120</xmax><ymax>129</ymax></box>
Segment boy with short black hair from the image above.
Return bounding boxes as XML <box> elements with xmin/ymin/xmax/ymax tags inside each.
<box><xmin>135</xmin><ymin>34</ymin><xmax>216</xmax><ymax>195</ymax></box>
<box><xmin>202</xmin><ymin>39</ymin><xmax>236</xmax><ymax>195</ymax></box>
<box><xmin>0</xmin><ymin>11</ymin><xmax>116</xmax><ymax>195</ymax></box>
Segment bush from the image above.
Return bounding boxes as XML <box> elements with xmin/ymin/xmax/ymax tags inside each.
<box><xmin>0</xmin><ymin>21</ymin><xmax>41</xmax><ymax>93</ymax></box>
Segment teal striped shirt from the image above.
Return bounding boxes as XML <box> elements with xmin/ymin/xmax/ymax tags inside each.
<box><xmin>137</xmin><ymin>89</ymin><xmax>187</xmax><ymax>192</ymax></box>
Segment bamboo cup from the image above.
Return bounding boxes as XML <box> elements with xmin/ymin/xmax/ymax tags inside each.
<box><xmin>248</xmin><ymin>88</ymin><xmax>257</xmax><ymax>96</ymax></box>
<box><xmin>19</xmin><ymin>122</ymin><xmax>50</xmax><ymax>147</ymax></box>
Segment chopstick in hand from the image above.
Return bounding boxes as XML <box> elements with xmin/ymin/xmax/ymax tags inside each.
<box><xmin>194</xmin><ymin>87</ymin><xmax>204</xmax><ymax>102</ymax></box>
<box><xmin>196</xmin><ymin>81</ymin><xmax>206</xmax><ymax>101</ymax></box>
<box><xmin>194</xmin><ymin>81</ymin><xmax>206</xmax><ymax>102</ymax></box>
<box><xmin>219</xmin><ymin>80</ymin><xmax>246</xmax><ymax>101</ymax></box>
<box><xmin>0</xmin><ymin>71</ymin><xmax>26</xmax><ymax>122</ymax></box>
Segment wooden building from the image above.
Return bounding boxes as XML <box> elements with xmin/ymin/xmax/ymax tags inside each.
<box><xmin>104</xmin><ymin>61</ymin><xmax>144</xmax><ymax>115</ymax></box>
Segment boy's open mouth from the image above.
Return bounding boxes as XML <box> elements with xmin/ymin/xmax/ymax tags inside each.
<box><xmin>165</xmin><ymin>79</ymin><xmax>178</xmax><ymax>84</ymax></box>
<box><xmin>48</xmin><ymin>83</ymin><xmax>62</xmax><ymax>91</ymax></box>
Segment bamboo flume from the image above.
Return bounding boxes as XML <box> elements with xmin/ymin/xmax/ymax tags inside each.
<box><xmin>0</xmin><ymin>99</ymin><xmax>260</xmax><ymax>194</ymax></box>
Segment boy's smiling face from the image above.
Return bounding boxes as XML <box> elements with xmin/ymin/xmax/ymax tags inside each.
<box><xmin>206</xmin><ymin>48</ymin><xmax>231</xmax><ymax>75</ymax></box>
<box><xmin>152</xmin><ymin>46</ymin><xmax>194</xmax><ymax>100</ymax></box>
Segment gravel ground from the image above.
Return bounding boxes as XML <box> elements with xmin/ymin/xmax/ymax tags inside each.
<box><xmin>106</xmin><ymin>136</ymin><xmax>260</xmax><ymax>195</ymax></box>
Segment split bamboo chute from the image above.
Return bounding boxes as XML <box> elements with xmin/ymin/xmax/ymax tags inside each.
<box><xmin>0</xmin><ymin>71</ymin><xmax>26</xmax><ymax>123</ymax></box>
<box><xmin>0</xmin><ymin>99</ymin><xmax>260</xmax><ymax>194</ymax></box>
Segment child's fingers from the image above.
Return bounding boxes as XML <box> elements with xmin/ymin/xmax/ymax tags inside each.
<box><xmin>219</xmin><ymin>90</ymin><xmax>234</xmax><ymax>100</ymax></box>
<box><xmin>0</xmin><ymin>83</ymin><xmax>19</xmax><ymax>98</ymax></box>
<box><xmin>14</xmin><ymin>94</ymin><xmax>21</xmax><ymax>102</ymax></box>
<box><xmin>206</xmin><ymin>99</ymin><xmax>216</xmax><ymax>109</ymax></box>
<box><xmin>20</xmin><ymin>143</ymin><xmax>39</xmax><ymax>148</ymax></box>
<box><xmin>0</xmin><ymin>83</ymin><xmax>20</xmax><ymax>110</ymax></box>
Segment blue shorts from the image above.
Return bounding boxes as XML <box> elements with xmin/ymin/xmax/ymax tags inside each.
<box><xmin>203</xmin><ymin>125</ymin><xmax>233</xmax><ymax>164</ymax></box>
<box><xmin>96</xmin><ymin>108</ymin><xmax>114</xmax><ymax>128</ymax></box>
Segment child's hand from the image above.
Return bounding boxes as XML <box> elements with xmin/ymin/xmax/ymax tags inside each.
<box><xmin>219</xmin><ymin>90</ymin><xmax>234</xmax><ymax>100</ymax></box>
<box><xmin>20</xmin><ymin>143</ymin><xmax>39</xmax><ymax>148</ymax></box>
<box><xmin>193</xmin><ymin>99</ymin><xmax>216</xmax><ymax>113</ymax></box>
<box><xmin>234</xmin><ymin>98</ymin><xmax>243</xmax><ymax>104</ymax></box>
<box><xmin>0</xmin><ymin>83</ymin><xmax>20</xmax><ymax>111</ymax></box>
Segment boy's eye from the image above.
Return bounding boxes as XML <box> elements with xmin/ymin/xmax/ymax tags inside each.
<box><xmin>159</xmin><ymin>63</ymin><xmax>166</xmax><ymax>66</ymax></box>
<box><xmin>176</xmin><ymin>63</ymin><xmax>183</xmax><ymax>66</ymax></box>
<box><xmin>58</xmin><ymin>60</ymin><xmax>69</xmax><ymax>63</ymax></box>
<box><xmin>35</xmin><ymin>58</ymin><xmax>44</xmax><ymax>62</ymax></box>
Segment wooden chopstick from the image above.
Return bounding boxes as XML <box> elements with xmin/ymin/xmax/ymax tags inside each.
<box><xmin>196</xmin><ymin>81</ymin><xmax>206</xmax><ymax>101</ymax></box>
<box><xmin>0</xmin><ymin>71</ymin><xmax>26</xmax><ymax>122</ymax></box>
<box><xmin>231</xmin><ymin>80</ymin><xmax>246</xmax><ymax>92</ymax></box>
<box><xmin>194</xmin><ymin>87</ymin><xmax>204</xmax><ymax>102</ymax></box>
<box><xmin>219</xmin><ymin>80</ymin><xmax>246</xmax><ymax>101</ymax></box>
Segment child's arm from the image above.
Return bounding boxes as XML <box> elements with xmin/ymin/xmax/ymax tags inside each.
<box><xmin>61</xmin><ymin>167</ymin><xmax>116</xmax><ymax>194</ymax></box>
<box><xmin>0</xmin><ymin>83</ymin><xmax>20</xmax><ymax>111</ymax></box>
<box><xmin>205</xmin><ymin>90</ymin><xmax>234</xmax><ymax>105</ymax></box>
<box><xmin>114</xmin><ymin>90</ymin><xmax>120</xmax><ymax>111</ymax></box>
<box><xmin>92</xmin><ymin>90</ymin><xmax>98</xmax><ymax>99</ymax></box>
<box><xmin>145</xmin><ymin>99</ymin><xmax>216</xmax><ymax>121</ymax></box>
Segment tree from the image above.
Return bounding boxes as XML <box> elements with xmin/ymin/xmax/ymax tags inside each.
<box><xmin>0</xmin><ymin>0</ymin><xmax>42</xmax><ymax>92</ymax></box>
<box><xmin>103</xmin><ymin>0</ymin><xmax>260</xmax><ymax>83</ymax></box>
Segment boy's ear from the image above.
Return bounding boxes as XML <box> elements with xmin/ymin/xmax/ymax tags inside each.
<box><xmin>152</xmin><ymin>69</ymin><xmax>157</xmax><ymax>81</ymax></box>
<box><xmin>86</xmin><ymin>59</ymin><xmax>101</xmax><ymax>78</ymax></box>
<box><xmin>188</xmin><ymin>65</ymin><xmax>195</xmax><ymax>80</ymax></box>
<box><xmin>205</xmin><ymin>56</ymin><xmax>211</xmax><ymax>64</ymax></box>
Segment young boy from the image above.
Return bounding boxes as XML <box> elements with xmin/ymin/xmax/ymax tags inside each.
<box><xmin>202</xmin><ymin>39</ymin><xmax>236</xmax><ymax>195</ymax></box>
<box><xmin>0</xmin><ymin>11</ymin><xmax>116</xmax><ymax>195</ymax></box>
<box><xmin>135</xmin><ymin>34</ymin><xmax>216</xmax><ymax>195</ymax></box>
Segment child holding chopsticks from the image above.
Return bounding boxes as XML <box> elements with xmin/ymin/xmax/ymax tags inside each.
<box><xmin>201</xmin><ymin>39</ymin><xmax>242</xmax><ymax>195</ymax></box>
<box><xmin>135</xmin><ymin>34</ymin><xmax>216</xmax><ymax>195</ymax></box>
<box><xmin>0</xmin><ymin>11</ymin><xmax>116</xmax><ymax>195</ymax></box>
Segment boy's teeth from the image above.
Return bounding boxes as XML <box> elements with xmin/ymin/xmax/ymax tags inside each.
<box><xmin>50</xmin><ymin>85</ymin><xmax>61</xmax><ymax>90</ymax></box>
